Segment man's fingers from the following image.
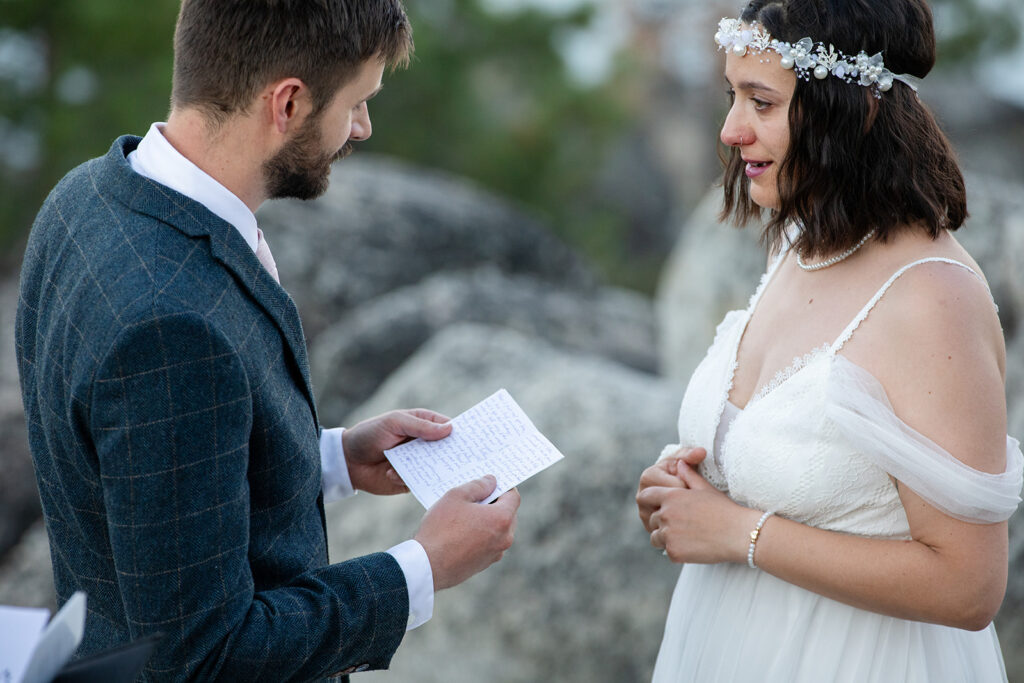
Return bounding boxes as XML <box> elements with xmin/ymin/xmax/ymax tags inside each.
<box><xmin>385</xmin><ymin>468</ymin><xmax>408</xmax><ymax>488</ymax></box>
<box><xmin>389</xmin><ymin>410</ymin><xmax>453</xmax><ymax>442</ymax></box>
<box><xmin>407</xmin><ymin>408</ymin><xmax>453</xmax><ymax>425</ymax></box>
<box><xmin>447</xmin><ymin>474</ymin><xmax>498</xmax><ymax>503</ymax></box>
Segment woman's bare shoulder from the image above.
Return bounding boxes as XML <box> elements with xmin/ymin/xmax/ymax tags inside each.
<box><xmin>842</xmin><ymin>232</ymin><xmax>1008</xmax><ymax>471</ymax></box>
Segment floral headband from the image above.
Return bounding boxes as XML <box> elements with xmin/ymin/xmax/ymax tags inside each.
<box><xmin>714</xmin><ymin>17</ymin><xmax>920</xmax><ymax>98</ymax></box>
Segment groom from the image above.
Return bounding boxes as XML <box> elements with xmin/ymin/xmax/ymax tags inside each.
<box><xmin>15</xmin><ymin>0</ymin><xmax>519</xmax><ymax>679</ymax></box>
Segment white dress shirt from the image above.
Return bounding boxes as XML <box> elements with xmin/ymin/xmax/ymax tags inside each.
<box><xmin>127</xmin><ymin>123</ymin><xmax>433</xmax><ymax>629</ymax></box>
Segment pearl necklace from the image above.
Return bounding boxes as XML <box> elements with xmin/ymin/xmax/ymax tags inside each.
<box><xmin>796</xmin><ymin>230</ymin><xmax>876</xmax><ymax>271</ymax></box>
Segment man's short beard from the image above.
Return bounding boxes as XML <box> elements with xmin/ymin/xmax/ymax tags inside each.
<box><xmin>263</xmin><ymin>117</ymin><xmax>355</xmax><ymax>201</ymax></box>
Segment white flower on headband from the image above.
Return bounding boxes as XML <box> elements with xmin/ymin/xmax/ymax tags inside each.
<box><xmin>714</xmin><ymin>17</ymin><xmax>918</xmax><ymax>98</ymax></box>
<box><xmin>779</xmin><ymin>37</ymin><xmax>815</xmax><ymax>71</ymax></box>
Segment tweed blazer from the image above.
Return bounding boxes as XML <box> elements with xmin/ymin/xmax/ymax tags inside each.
<box><xmin>16</xmin><ymin>136</ymin><xmax>409</xmax><ymax>681</ymax></box>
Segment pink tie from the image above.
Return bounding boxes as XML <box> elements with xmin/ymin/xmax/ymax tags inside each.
<box><xmin>255</xmin><ymin>229</ymin><xmax>280</xmax><ymax>283</ymax></box>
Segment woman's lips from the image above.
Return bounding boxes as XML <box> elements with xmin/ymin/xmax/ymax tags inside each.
<box><xmin>745</xmin><ymin>160</ymin><xmax>771</xmax><ymax>178</ymax></box>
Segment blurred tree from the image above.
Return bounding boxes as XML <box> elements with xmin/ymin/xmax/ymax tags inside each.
<box><xmin>0</xmin><ymin>0</ymin><xmax>639</xmax><ymax>283</ymax></box>
<box><xmin>0</xmin><ymin>0</ymin><xmax>179</xmax><ymax>263</ymax></box>
<box><xmin>0</xmin><ymin>0</ymin><xmax>1019</xmax><ymax>286</ymax></box>
<box><xmin>362</xmin><ymin>0</ymin><xmax>639</xmax><ymax>286</ymax></box>
<box><xmin>932</xmin><ymin>0</ymin><xmax>1021</xmax><ymax>64</ymax></box>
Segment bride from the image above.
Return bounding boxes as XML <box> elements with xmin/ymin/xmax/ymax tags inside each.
<box><xmin>635</xmin><ymin>0</ymin><xmax>1023</xmax><ymax>680</ymax></box>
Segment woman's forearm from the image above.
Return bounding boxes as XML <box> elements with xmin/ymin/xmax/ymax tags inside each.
<box><xmin>750</xmin><ymin>513</ymin><xmax>1008</xmax><ymax>630</ymax></box>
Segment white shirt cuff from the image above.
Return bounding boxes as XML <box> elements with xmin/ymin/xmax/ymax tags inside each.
<box><xmin>320</xmin><ymin>427</ymin><xmax>355</xmax><ymax>503</ymax></box>
<box><xmin>387</xmin><ymin>540</ymin><xmax>434</xmax><ymax>630</ymax></box>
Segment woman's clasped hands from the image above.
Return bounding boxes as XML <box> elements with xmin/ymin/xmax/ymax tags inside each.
<box><xmin>636</xmin><ymin>447</ymin><xmax>762</xmax><ymax>565</ymax></box>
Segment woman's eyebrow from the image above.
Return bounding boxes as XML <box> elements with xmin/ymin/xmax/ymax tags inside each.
<box><xmin>725</xmin><ymin>76</ymin><xmax>783</xmax><ymax>97</ymax></box>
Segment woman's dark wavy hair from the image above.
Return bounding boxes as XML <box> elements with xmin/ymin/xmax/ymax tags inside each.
<box><xmin>720</xmin><ymin>0</ymin><xmax>967</xmax><ymax>257</ymax></box>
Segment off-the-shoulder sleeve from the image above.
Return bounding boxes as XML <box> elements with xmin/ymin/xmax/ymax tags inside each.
<box><xmin>825</xmin><ymin>355</ymin><xmax>1023</xmax><ymax>524</ymax></box>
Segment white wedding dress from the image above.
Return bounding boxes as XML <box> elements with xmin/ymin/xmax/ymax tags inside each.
<box><xmin>652</xmin><ymin>251</ymin><xmax>1023</xmax><ymax>683</ymax></box>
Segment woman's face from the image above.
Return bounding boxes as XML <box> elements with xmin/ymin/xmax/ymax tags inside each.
<box><xmin>720</xmin><ymin>44</ymin><xmax>797</xmax><ymax>211</ymax></box>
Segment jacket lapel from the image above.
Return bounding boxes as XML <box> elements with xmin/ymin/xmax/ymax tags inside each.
<box><xmin>205</xmin><ymin>225</ymin><xmax>319</xmax><ymax>427</ymax></box>
<box><xmin>105</xmin><ymin>137</ymin><xmax>319</xmax><ymax>426</ymax></box>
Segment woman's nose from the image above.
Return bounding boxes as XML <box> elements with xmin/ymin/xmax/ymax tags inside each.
<box><xmin>720</xmin><ymin>108</ymin><xmax>749</xmax><ymax>148</ymax></box>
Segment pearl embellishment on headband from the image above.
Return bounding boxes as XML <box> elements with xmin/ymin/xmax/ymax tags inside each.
<box><xmin>715</xmin><ymin>18</ymin><xmax>919</xmax><ymax>98</ymax></box>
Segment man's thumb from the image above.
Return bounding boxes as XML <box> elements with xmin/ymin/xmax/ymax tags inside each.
<box><xmin>453</xmin><ymin>474</ymin><xmax>497</xmax><ymax>502</ymax></box>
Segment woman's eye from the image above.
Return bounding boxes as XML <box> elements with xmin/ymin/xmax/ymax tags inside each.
<box><xmin>752</xmin><ymin>98</ymin><xmax>771</xmax><ymax>111</ymax></box>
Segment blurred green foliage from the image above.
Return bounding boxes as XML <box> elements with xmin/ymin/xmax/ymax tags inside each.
<box><xmin>0</xmin><ymin>0</ymin><xmax>1019</xmax><ymax>286</ymax></box>
<box><xmin>0</xmin><ymin>0</ymin><xmax>639</xmax><ymax>283</ymax></box>
<box><xmin>0</xmin><ymin>0</ymin><xmax>179</xmax><ymax>266</ymax></box>
<box><xmin>933</xmin><ymin>0</ymin><xmax>1022</xmax><ymax>64</ymax></box>
<box><xmin>363</xmin><ymin>0</ymin><xmax>641</xmax><ymax>286</ymax></box>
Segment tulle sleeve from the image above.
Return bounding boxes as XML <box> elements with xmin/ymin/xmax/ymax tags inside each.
<box><xmin>825</xmin><ymin>355</ymin><xmax>1023</xmax><ymax>524</ymax></box>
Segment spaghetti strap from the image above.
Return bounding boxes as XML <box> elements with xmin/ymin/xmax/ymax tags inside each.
<box><xmin>829</xmin><ymin>257</ymin><xmax>987</xmax><ymax>354</ymax></box>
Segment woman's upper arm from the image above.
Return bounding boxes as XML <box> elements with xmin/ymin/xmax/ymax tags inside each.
<box><xmin>871</xmin><ymin>261</ymin><xmax>1007</xmax><ymax>475</ymax></box>
<box><xmin>855</xmin><ymin>262</ymin><xmax>1010</xmax><ymax>623</ymax></box>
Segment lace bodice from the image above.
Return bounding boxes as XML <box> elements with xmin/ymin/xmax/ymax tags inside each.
<box><xmin>663</xmin><ymin>253</ymin><xmax>1023</xmax><ymax>537</ymax></box>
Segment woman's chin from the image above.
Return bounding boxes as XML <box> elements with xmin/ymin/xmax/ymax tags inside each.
<box><xmin>748</xmin><ymin>187</ymin><xmax>780</xmax><ymax>212</ymax></box>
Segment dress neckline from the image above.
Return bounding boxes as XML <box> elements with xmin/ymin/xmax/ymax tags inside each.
<box><xmin>721</xmin><ymin>246</ymin><xmax>788</xmax><ymax>412</ymax></box>
<box><xmin>725</xmin><ymin>250</ymin><xmax>984</xmax><ymax>412</ymax></box>
<box><xmin>710</xmin><ymin>252</ymin><xmax>987</xmax><ymax>479</ymax></box>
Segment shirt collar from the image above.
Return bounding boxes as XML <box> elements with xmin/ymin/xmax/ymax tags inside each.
<box><xmin>127</xmin><ymin>122</ymin><xmax>259</xmax><ymax>253</ymax></box>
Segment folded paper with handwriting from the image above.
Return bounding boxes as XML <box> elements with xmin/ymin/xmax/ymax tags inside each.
<box><xmin>384</xmin><ymin>389</ymin><xmax>564</xmax><ymax>509</ymax></box>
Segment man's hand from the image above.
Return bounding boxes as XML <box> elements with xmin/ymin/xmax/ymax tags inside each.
<box><xmin>342</xmin><ymin>409</ymin><xmax>452</xmax><ymax>495</ymax></box>
<box><xmin>415</xmin><ymin>475</ymin><xmax>521</xmax><ymax>591</ymax></box>
<box><xmin>636</xmin><ymin>446</ymin><xmax>706</xmax><ymax>532</ymax></box>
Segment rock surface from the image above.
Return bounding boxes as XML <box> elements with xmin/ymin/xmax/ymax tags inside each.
<box><xmin>955</xmin><ymin>173</ymin><xmax>1024</xmax><ymax>345</ymax></box>
<box><xmin>312</xmin><ymin>266</ymin><xmax>657</xmax><ymax>419</ymax></box>
<box><xmin>655</xmin><ymin>189</ymin><xmax>764</xmax><ymax>382</ymax></box>
<box><xmin>0</xmin><ymin>277</ymin><xmax>40</xmax><ymax>560</ymax></box>
<box><xmin>256</xmin><ymin>154</ymin><xmax>597</xmax><ymax>344</ymax></box>
<box><xmin>0</xmin><ymin>519</ymin><xmax>54</xmax><ymax>610</ymax></box>
<box><xmin>331</xmin><ymin>324</ymin><xmax>685</xmax><ymax>683</ymax></box>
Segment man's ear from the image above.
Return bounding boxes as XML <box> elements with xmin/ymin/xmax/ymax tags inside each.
<box><xmin>266</xmin><ymin>77</ymin><xmax>313</xmax><ymax>134</ymax></box>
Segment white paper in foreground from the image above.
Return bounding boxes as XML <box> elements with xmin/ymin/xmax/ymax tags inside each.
<box><xmin>385</xmin><ymin>389</ymin><xmax>564</xmax><ymax>509</ymax></box>
<box><xmin>1</xmin><ymin>591</ymin><xmax>86</xmax><ymax>683</ymax></box>
<box><xmin>0</xmin><ymin>605</ymin><xmax>48</xmax><ymax>683</ymax></box>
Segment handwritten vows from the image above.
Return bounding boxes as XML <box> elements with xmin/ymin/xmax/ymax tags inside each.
<box><xmin>384</xmin><ymin>389</ymin><xmax>564</xmax><ymax>509</ymax></box>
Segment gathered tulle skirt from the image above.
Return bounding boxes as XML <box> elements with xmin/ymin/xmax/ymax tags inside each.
<box><xmin>652</xmin><ymin>563</ymin><xmax>1007</xmax><ymax>682</ymax></box>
